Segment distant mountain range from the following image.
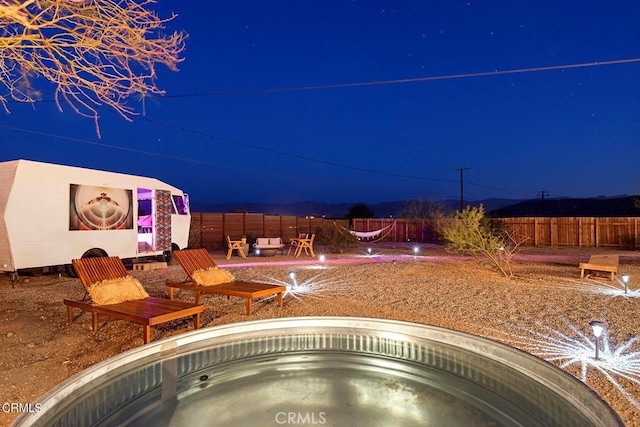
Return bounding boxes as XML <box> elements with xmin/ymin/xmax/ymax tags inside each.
<box><xmin>489</xmin><ymin>195</ymin><xmax>640</xmax><ymax>217</ymax></box>
<box><xmin>192</xmin><ymin>195</ymin><xmax>640</xmax><ymax>218</ymax></box>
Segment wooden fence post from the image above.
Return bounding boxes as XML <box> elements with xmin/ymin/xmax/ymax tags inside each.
<box><xmin>577</xmin><ymin>218</ymin><xmax>582</xmax><ymax>247</ymax></box>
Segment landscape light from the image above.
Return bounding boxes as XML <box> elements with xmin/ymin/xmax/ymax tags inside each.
<box><xmin>621</xmin><ymin>273</ymin><xmax>630</xmax><ymax>294</ymax></box>
<box><xmin>589</xmin><ymin>321</ymin><xmax>605</xmax><ymax>360</ymax></box>
<box><xmin>367</xmin><ymin>247</ymin><xmax>372</xmax><ymax>255</ymax></box>
<box><xmin>289</xmin><ymin>271</ymin><xmax>297</xmax><ymax>287</ymax></box>
<box><xmin>413</xmin><ymin>246</ymin><xmax>419</xmax><ymax>255</ymax></box>
<box><xmin>255</xmin><ymin>249</ymin><xmax>261</xmax><ymax>256</ymax></box>
<box><xmin>319</xmin><ymin>254</ymin><xmax>326</xmax><ymax>263</ymax></box>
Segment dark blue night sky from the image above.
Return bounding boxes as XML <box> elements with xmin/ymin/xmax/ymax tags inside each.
<box><xmin>2</xmin><ymin>1</ymin><xmax>639</xmax><ymax>205</ymax></box>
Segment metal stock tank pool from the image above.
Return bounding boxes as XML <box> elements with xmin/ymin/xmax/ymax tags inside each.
<box><xmin>14</xmin><ymin>317</ymin><xmax>622</xmax><ymax>426</ymax></box>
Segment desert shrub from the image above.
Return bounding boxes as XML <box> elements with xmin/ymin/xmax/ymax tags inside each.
<box><xmin>316</xmin><ymin>226</ymin><xmax>358</xmax><ymax>254</ymax></box>
<box><xmin>438</xmin><ymin>205</ymin><xmax>525</xmax><ymax>277</ymax></box>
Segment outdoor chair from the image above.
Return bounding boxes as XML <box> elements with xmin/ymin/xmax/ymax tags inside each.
<box><xmin>63</xmin><ymin>256</ymin><xmax>203</xmax><ymax>344</ymax></box>
<box><xmin>294</xmin><ymin>233</ymin><xmax>316</xmax><ymax>258</ymax></box>
<box><xmin>166</xmin><ymin>248</ymin><xmax>286</xmax><ymax>315</ymax></box>
<box><xmin>226</xmin><ymin>236</ymin><xmax>246</xmax><ymax>259</ymax></box>
<box><xmin>287</xmin><ymin>233</ymin><xmax>309</xmax><ymax>256</ymax></box>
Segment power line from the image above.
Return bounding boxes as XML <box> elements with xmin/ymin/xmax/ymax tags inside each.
<box><xmin>466</xmin><ymin>180</ymin><xmax>538</xmax><ymax>198</ymax></box>
<box><xmin>1</xmin><ymin>122</ymin><xmax>457</xmax><ymax>184</ymax></box>
<box><xmin>159</xmin><ymin>57</ymin><xmax>640</xmax><ymax>99</ymax></box>
<box><xmin>142</xmin><ymin>118</ymin><xmax>457</xmax><ymax>183</ymax></box>
<box><xmin>0</xmin><ymin>124</ymin><xmax>281</xmax><ymax>176</ymax></box>
<box><xmin>0</xmin><ymin>121</ymin><xmax>548</xmax><ymax>200</ymax></box>
<box><xmin>8</xmin><ymin>57</ymin><xmax>640</xmax><ymax>105</ymax></box>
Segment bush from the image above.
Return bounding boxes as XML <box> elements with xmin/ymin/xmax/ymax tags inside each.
<box><xmin>316</xmin><ymin>226</ymin><xmax>358</xmax><ymax>254</ymax></box>
<box><xmin>438</xmin><ymin>205</ymin><xmax>525</xmax><ymax>277</ymax></box>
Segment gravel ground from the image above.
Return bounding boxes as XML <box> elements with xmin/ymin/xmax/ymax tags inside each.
<box><xmin>1</xmin><ymin>243</ymin><xmax>640</xmax><ymax>426</ymax></box>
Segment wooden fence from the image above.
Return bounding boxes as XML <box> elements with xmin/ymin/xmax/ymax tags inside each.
<box><xmin>351</xmin><ymin>217</ymin><xmax>639</xmax><ymax>248</ymax></box>
<box><xmin>493</xmin><ymin>217</ymin><xmax>640</xmax><ymax>248</ymax></box>
<box><xmin>190</xmin><ymin>212</ymin><xmax>349</xmax><ymax>248</ymax></box>
<box><xmin>190</xmin><ymin>214</ymin><xmax>639</xmax><ymax>249</ymax></box>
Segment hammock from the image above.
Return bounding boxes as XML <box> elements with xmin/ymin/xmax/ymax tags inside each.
<box><xmin>336</xmin><ymin>221</ymin><xmax>397</xmax><ymax>242</ymax></box>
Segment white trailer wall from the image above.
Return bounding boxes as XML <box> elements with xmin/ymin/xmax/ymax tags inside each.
<box><xmin>0</xmin><ymin>160</ymin><xmax>190</xmax><ymax>271</ymax></box>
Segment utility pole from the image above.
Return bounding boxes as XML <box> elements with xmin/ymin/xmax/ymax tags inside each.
<box><xmin>537</xmin><ymin>190</ymin><xmax>549</xmax><ymax>216</ymax></box>
<box><xmin>453</xmin><ymin>167</ymin><xmax>471</xmax><ymax>212</ymax></box>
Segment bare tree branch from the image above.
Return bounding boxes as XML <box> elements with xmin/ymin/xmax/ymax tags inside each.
<box><xmin>0</xmin><ymin>0</ymin><xmax>186</xmax><ymax>137</ymax></box>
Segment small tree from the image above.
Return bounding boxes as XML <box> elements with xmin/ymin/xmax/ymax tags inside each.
<box><xmin>400</xmin><ymin>199</ymin><xmax>448</xmax><ymax>220</ymax></box>
<box><xmin>0</xmin><ymin>0</ymin><xmax>186</xmax><ymax>137</ymax></box>
<box><xmin>346</xmin><ymin>203</ymin><xmax>374</xmax><ymax>220</ymax></box>
<box><xmin>439</xmin><ymin>205</ymin><xmax>524</xmax><ymax>277</ymax></box>
<box><xmin>401</xmin><ymin>199</ymin><xmax>449</xmax><ymax>243</ymax></box>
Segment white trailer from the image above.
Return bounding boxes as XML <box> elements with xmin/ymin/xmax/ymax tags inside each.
<box><xmin>0</xmin><ymin>159</ymin><xmax>191</xmax><ymax>273</ymax></box>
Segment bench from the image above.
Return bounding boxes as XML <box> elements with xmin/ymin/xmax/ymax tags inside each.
<box><xmin>579</xmin><ymin>255</ymin><xmax>619</xmax><ymax>281</ymax></box>
<box><xmin>253</xmin><ymin>237</ymin><xmax>285</xmax><ymax>256</ymax></box>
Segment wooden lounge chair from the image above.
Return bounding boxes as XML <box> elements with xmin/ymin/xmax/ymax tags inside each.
<box><xmin>167</xmin><ymin>248</ymin><xmax>286</xmax><ymax>315</ymax></box>
<box><xmin>226</xmin><ymin>236</ymin><xmax>246</xmax><ymax>259</ymax></box>
<box><xmin>63</xmin><ymin>256</ymin><xmax>203</xmax><ymax>344</ymax></box>
<box><xmin>579</xmin><ymin>254</ymin><xmax>619</xmax><ymax>281</ymax></box>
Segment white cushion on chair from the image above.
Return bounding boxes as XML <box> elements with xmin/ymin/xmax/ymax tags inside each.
<box><xmin>269</xmin><ymin>237</ymin><xmax>283</xmax><ymax>246</ymax></box>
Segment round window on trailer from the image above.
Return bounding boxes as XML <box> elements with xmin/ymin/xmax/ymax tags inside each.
<box><xmin>66</xmin><ymin>248</ymin><xmax>108</xmax><ymax>277</ymax></box>
<box><xmin>82</xmin><ymin>248</ymin><xmax>109</xmax><ymax>258</ymax></box>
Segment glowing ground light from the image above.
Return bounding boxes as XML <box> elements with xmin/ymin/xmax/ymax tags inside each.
<box><xmin>283</xmin><ymin>272</ymin><xmax>335</xmax><ymax>300</ymax></box>
<box><xmin>573</xmin><ymin>274</ymin><xmax>640</xmax><ymax>298</ymax></box>
<box><xmin>493</xmin><ymin>317</ymin><xmax>640</xmax><ymax>409</ymax></box>
<box><xmin>621</xmin><ymin>273</ymin><xmax>630</xmax><ymax>294</ymax></box>
<box><xmin>589</xmin><ymin>320</ymin><xmax>605</xmax><ymax>360</ymax></box>
<box><xmin>288</xmin><ymin>271</ymin><xmax>297</xmax><ymax>287</ymax></box>
<box><xmin>257</xmin><ymin>270</ymin><xmax>336</xmax><ymax>301</ymax></box>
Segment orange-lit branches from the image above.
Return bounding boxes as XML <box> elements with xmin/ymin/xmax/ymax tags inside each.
<box><xmin>0</xmin><ymin>0</ymin><xmax>186</xmax><ymax>137</ymax></box>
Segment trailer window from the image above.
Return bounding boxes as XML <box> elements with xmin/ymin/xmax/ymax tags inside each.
<box><xmin>173</xmin><ymin>195</ymin><xmax>189</xmax><ymax>215</ymax></box>
<box><xmin>138</xmin><ymin>198</ymin><xmax>152</xmax><ymax>216</ymax></box>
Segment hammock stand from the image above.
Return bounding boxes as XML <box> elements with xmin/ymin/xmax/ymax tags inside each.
<box><xmin>335</xmin><ymin>221</ymin><xmax>397</xmax><ymax>243</ymax></box>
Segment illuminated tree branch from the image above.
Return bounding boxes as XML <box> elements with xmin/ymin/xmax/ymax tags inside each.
<box><xmin>0</xmin><ymin>0</ymin><xmax>186</xmax><ymax>137</ymax></box>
